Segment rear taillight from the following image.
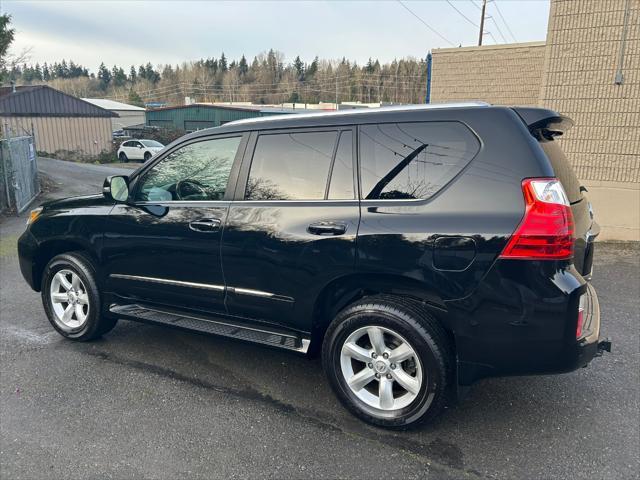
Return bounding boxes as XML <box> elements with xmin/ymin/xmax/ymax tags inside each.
<box><xmin>500</xmin><ymin>178</ymin><xmax>575</xmax><ymax>260</ymax></box>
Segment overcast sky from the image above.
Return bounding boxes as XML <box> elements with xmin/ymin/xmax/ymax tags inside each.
<box><xmin>3</xmin><ymin>0</ymin><xmax>550</xmax><ymax>71</ymax></box>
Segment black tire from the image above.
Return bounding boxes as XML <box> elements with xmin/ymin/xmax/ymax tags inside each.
<box><xmin>41</xmin><ymin>252</ymin><xmax>118</xmax><ymax>341</ymax></box>
<box><xmin>143</xmin><ymin>152</ymin><xmax>152</xmax><ymax>162</ymax></box>
<box><xmin>119</xmin><ymin>152</ymin><xmax>128</xmax><ymax>163</ymax></box>
<box><xmin>322</xmin><ymin>295</ymin><xmax>452</xmax><ymax>429</ymax></box>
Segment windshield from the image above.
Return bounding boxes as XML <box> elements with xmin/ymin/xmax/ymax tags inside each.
<box><xmin>140</xmin><ymin>140</ymin><xmax>164</xmax><ymax>148</ymax></box>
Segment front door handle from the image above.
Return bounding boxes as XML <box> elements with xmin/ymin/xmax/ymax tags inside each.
<box><xmin>189</xmin><ymin>218</ymin><xmax>221</xmax><ymax>232</ymax></box>
<box><xmin>307</xmin><ymin>222</ymin><xmax>347</xmax><ymax>236</ymax></box>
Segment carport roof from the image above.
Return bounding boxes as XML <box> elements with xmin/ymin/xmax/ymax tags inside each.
<box><xmin>0</xmin><ymin>85</ymin><xmax>117</xmax><ymax>118</ymax></box>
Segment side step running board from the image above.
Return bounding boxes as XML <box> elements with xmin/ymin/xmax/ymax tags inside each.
<box><xmin>109</xmin><ymin>303</ymin><xmax>310</xmax><ymax>353</ymax></box>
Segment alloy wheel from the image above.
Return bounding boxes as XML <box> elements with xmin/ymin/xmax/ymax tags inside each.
<box><xmin>49</xmin><ymin>269</ymin><xmax>90</xmax><ymax>331</ymax></box>
<box><xmin>339</xmin><ymin>325</ymin><xmax>423</xmax><ymax>411</ymax></box>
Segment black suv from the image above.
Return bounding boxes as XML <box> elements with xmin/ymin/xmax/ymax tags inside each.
<box><xmin>18</xmin><ymin>104</ymin><xmax>610</xmax><ymax>428</ymax></box>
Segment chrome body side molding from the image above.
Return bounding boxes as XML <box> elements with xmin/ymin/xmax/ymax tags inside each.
<box><xmin>109</xmin><ymin>274</ymin><xmax>225</xmax><ymax>291</ymax></box>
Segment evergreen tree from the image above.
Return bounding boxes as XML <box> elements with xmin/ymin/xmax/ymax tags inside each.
<box><xmin>219</xmin><ymin>53</ymin><xmax>228</xmax><ymax>72</ymax></box>
<box><xmin>293</xmin><ymin>55</ymin><xmax>304</xmax><ymax>79</ymax></box>
<box><xmin>97</xmin><ymin>62</ymin><xmax>112</xmax><ymax>89</ymax></box>
<box><xmin>129</xmin><ymin>65</ymin><xmax>137</xmax><ymax>83</ymax></box>
<box><xmin>22</xmin><ymin>63</ymin><xmax>34</xmax><ymax>82</ymax></box>
<box><xmin>128</xmin><ymin>89</ymin><xmax>144</xmax><ymax>107</ymax></box>
<box><xmin>112</xmin><ymin>66</ymin><xmax>127</xmax><ymax>86</ymax></box>
<box><xmin>306</xmin><ymin>56</ymin><xmax>319</xmax><ymax>77</ymax></box>
<box><xmin>238</xmin><ymin>55</ymin><xmax>248</xmax><ymax>76</ymax></box>
<box><xmin>42</xmin><ymin>62</ymin><xmax>51</xmax><ymax>81</ymax></box>
<box><xmin>144</xmin><ymin>62</ymin><xmax>159</xmax><ymax>83</ymax></box>
<box><xmin>0</xmin><ymin>14</ymin><xmax>15</xmax><ymax>76</ymax></box>
<box><xmin>60</xmin><ymin>59</ymin><xmax>69</xmax><ymax>78</ymax></box>
<box><xmin>33</xmin><ymin>63</ymin><xmax>42</xmax><ymax>81</ymax></box>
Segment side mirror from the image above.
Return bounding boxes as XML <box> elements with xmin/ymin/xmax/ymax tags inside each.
<box><xmin>103</xmin><ymin>175</ymin><xmax>129</xmax><ymax>203</ymax></box>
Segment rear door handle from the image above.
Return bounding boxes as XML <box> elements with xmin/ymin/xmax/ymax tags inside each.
<box><xmin>307</xmin><ymin>222</ymin><xmax>347</xmax><ymax>236</ymax></box>
<box><xmin>189</xmin><ymin>218</ymin><xmax>221</xmax><ymax>232</ymax></box>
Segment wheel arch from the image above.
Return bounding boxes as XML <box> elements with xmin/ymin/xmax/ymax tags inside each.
<box><xmin>309</xmin><ymin>273</ymin><xmax>453</xmax><ymax>355</ymax></box>
<box><xmin>33</xmin><ymin>239</ymin><xmax>99</xmax><ymax>292</ymax></box>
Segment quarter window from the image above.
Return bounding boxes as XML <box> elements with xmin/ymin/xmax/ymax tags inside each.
<box><xmin>245</xmin><ymin>131</ymin><xmax>338</xmax><ymax>201</ymax></box>
<box><xmin>359</xmin><ymin>122</ymin><xmax>480</xmax><ymax>200</ymax></box>
<box><xmin>134</xmin><ymin>136</ymin><xmax>241</xmax><ymax>202</ymax></box>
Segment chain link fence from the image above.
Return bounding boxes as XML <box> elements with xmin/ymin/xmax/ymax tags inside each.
<box><xmin>0</xmin><ymin>135</ymin><xmax>40</xmax><ymax>214</ymax></box>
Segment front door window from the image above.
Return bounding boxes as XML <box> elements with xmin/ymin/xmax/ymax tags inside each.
<box><xmin>134</xmin><ymin>136</ymin><xmax>241</xmax><ymax>202</ymax></box>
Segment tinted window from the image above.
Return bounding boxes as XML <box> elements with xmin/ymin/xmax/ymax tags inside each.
<box><xmin>359</xmin><ymin>122</ymin><xmax>479</xmax><ymax>200</ymax></box>
<box><xmin>328</xmin><ymin>131</ymin><xmax>355</xmax><ymax>200</ymax></box>
<box><xmin>140</xmin><ymin>140</ymin><xmax>163</xmax><ymax>148</ymax></box>
<box><xmin>539</xmin><ymin>139</ymin><xmax>582</xmax><ymax>203</ymax></box>
<box><xmin>134</xmin><ymin>136</ymin><xmax>241</xmax><ymax>202</ymax></box>
<box><xmin>246</xmin><ymin>131</ymin><xmax>337</xmax><ymax>200</ymax></box>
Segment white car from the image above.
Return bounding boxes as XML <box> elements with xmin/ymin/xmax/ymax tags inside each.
<box><xmin>117</xmin><ymin>139</ymin><xmax>164</xmax><ymax>163</ymax></box>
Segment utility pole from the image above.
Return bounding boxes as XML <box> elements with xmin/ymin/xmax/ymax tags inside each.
<box><xmin>335</xmin><ymin>74</ymin><xmax>338</xmax><ymax>110</ymax></box>
<box><xmin>478</xmin><ymin>0</ymin><xmax>487</xmax><ymax>46</ymax></box>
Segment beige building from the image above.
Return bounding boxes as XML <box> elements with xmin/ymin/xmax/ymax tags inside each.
<box><xmin>431</xmin><ymin>0</ymin><xmax>639</xmax><ymax>241</ymax></box>
<box><xmin>0</xmin><ymin>85</ymin><xmax>115</xmax><ymax>159</ymax></box>
<box><xmin>431</xmin><ymin>42</ymin><xmax>546</xmax><ymax>106</ymax></box>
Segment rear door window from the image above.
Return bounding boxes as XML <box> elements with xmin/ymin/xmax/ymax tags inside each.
<box><xmin>245</xmin><ymin>131</ymin><xmax>338</xmax><ymax>200</ymax></box>
<box><xmin>539</xmin><ymin>139</ymin><xmax>582</xmax><ymax>203</ymax></box>
<box><xmin>359</xmin><ymin>122</ymin><xmax>480</xmax><ymax>200</ymax></box>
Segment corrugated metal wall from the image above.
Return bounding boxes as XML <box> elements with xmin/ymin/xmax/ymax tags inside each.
<box><xmin>1</xmin><ymin>116</ymin><xmax>112</xmax><ymax>157</ymax></box>
<box><xmin>146</xmin><ymin>106</ymin><xmax>276</xmax><ymax>131</ymax></box>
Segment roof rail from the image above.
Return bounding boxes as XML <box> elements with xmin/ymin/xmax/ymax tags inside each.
<box><xmin>227</xmin><ymin>102</ymin><xmax>491</xmax><ymax>126</ymax></box>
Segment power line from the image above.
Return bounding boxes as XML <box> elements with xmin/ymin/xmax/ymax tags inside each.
<box><xmin>487</xmin><ymin>15</ymin><xmax>508</xmax><ymax>43</ymax></box>
<box><xmin>493</xmin><ymin>0</ymin><xmax>517</xmax><ymax>42</ymax></box>
<box><xmin>396</xmin><ymin>0</ymin><xmax>456</xmax><ymax>47</ymax></box>
<box><xmin>445</xmin><ymin>0</ymin><xmax>479</xmax><ymax>27</ymax></box>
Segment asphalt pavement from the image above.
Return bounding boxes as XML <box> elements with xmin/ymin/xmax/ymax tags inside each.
<box><xmin>0</xmin><ymin>158</ymin><xmax>638</xmax><ymax>479</ymax></box>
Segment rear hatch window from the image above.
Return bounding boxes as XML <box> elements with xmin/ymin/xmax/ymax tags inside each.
<box><xmin>538</xmin><ymin>139</ymin><xmax>583</xmax><ymax>204</ymax></box>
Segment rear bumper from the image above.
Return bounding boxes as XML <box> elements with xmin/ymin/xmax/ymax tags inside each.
<box><xmin>448</xmin><ymin>259</ymin><xmax>607</xmax><ymax>385</ymax></box>
<box><xmin>563</xmin><ymin>282</ymin><xmax>602</xmax><ymax>370</ymax></box>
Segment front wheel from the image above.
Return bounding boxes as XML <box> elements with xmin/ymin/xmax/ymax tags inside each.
<box><xmin>322</xmin><ymin>296</ymin><xmax>452</xmax><ymax>429</ymax></box>
<box><xmin>41</xmin><ymin>252</ymin><xmax>117</xmax><ymax>341</ymax></box>
<box><xmin>143</xmin><ymin>152</ymin><xmax>152</xmax><ymax>162</ymax></box>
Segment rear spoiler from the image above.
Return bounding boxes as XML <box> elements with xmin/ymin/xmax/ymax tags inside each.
<box><xmin>512</xmin><ymin>107</ymin><xmax>574</xmax><ymax>139</ymax></box>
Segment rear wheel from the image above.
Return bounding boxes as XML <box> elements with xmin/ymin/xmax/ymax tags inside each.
<box><xmin>322</xmin><ymin>295</ymin><xmax>452</xmax><ymax>429</ymax></box>
<box><xmin>119</xmin><ymin>152</ymin><xmax>128</xmax><ymax>163</ymax></box>
<box><xmin>41</xmin><ymin>252</ymin><xmax>117</xmax><ymax>341</ymax></box>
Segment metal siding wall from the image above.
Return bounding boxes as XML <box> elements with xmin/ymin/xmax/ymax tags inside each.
<box><xmin>146</xmin><ymin>106</ymin><xmax>265</xmax><ymax>130</ymax></box>
<box><xmin>1</xmin><ymin>116</ymin><xmax>111</xmax><ymax>157</ymax></box>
